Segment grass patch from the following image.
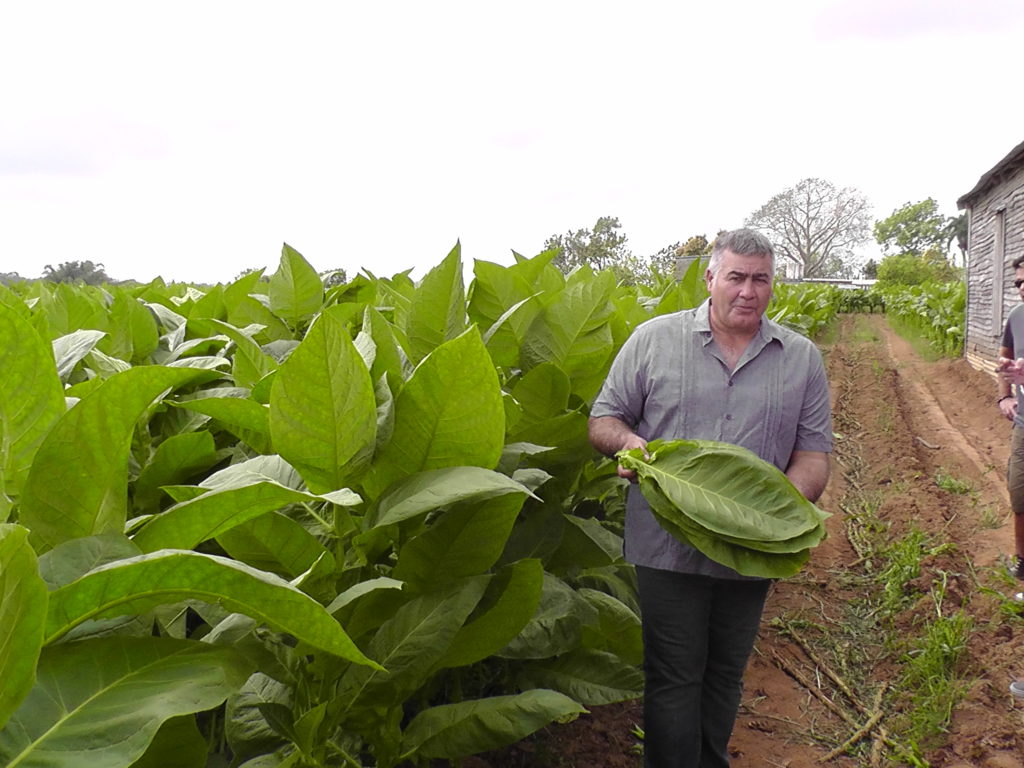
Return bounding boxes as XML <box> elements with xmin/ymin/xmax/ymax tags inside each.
<box><xmin>934</xmin><ymin>468</ymin><xmax>973</xmax><ymax>495</ymax></box>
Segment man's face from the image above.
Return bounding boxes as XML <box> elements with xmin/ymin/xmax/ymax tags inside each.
<box><xmin>1016</xmin><ymin>266</ymin><xmax>1024</xmax><ymax>298</ymax></box>
<box><xmin>705</xmin><ymin>249</ymin><xmax>773</xmax><ymax>335</ymax></box>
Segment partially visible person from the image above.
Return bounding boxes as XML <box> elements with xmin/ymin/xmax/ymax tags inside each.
<box><xmin>996</xmin><ymin>254</ymin><xmax>1024</xmax><ymax>588</ymax></box>
<box><xmin>588</xmin><ymin>228</ymin><xmax>832</xmax><ymax>768</ymax></box>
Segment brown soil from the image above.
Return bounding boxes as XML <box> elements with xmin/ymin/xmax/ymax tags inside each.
<box><xmin>465</xmin><ymin>314</ymin><xmax>1024</xmax><ymax>768</ymax></box>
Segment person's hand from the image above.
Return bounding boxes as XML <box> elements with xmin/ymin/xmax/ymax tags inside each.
<box><xmin>997</xmin><ymin>357</ymin><xmax>1024</xmax><ymax>385</ymax></box>
<box><xmin>1001</xmin><ymin>396</ymin><xmax>1019</xmax><ymax>421</ymax></box>
<box><xmin>616</xmin><ymin>435</ymin><xmax>648</xmax><ymax>482</ymax></box>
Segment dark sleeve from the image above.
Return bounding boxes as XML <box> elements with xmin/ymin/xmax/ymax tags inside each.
<box><xmin>1003</xmin><ymin>319</ymin><xmax>1014</xmax><ymax>351</ymax></box>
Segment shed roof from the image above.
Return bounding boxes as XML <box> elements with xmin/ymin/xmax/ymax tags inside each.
<box><xmin>957</xmin><ymin>139</ymin><xmax>1024</xmax><ymax>209</ymax></box>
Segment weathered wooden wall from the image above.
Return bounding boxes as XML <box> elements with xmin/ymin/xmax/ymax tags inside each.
<box><xmin>965</xmin><ymin>170</ymin><xmax>1024</xmax><ymax>371</ymax></box>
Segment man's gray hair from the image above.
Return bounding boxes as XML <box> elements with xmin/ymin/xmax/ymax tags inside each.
<box><xmin>708</xmin><ymin>229</ymin><xmax>775</xmax><ymax>275</ymax></box>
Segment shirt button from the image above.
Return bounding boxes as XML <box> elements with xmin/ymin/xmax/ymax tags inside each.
<box><xmin>725</xmin><ymin>414</ymin><xmax>733</xmax><ymax>421</ymax></box>
<box><xmin>728</xmin><ymin>381</ymin><xmax>734</xmax><ymax>387</ymax></box>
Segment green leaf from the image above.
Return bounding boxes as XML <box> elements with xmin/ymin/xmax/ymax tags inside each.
<box><xmin>498</xmin><ymin>574</ymin><xmax>593</xmax><ymax>660</ymax></box>
<box><xmin>171</xmin><ymin>397</ymin><xmax>272</xmax><ymax>454</ymax></box>
<box><xmin>520</xmin><ymin>272</ymin><xmax>617</xmax><ymax>400</ymax></box>
<box><xmin>19</xmin><ymin>366</ymin><xmax>206</xmax><ymax>554</ymax></box>
<box><xmin>0</xmin><ymin>637</ymin><xmax>252</xmax><ymax>768</ymax></box>
<box><xmin>405</xmin><ymin>243</ymin><xmax>466</xmax><ymax>364</ymax></box>
<box><xmin>128</xmin><ymin>715</ymin><xmax>207</xmax><ymax>768</ymax></box>
<box><xmin>132</xmin><ymin>482</ymin><xmax>327</xmax><ymax>553</ymax></box>
<box><xmin>518</xmin><ymin>648</ymin><xmax>642</xmax><ymax>705</ymax></box>
<box><xmin>370</xmin><ymin>467</ymin><xmax>534</xmax><ymax>528</ymax></box>
<box><xmin>0</xmin><ymin>525</ymin><xmax>47</xmax><ymax>730</ymax></box>
<box><xmin>37</xmin><ymin>533</ymin><xmax>142</xmax><ymax>590</ymax></box>
<box><xmin>363</xmin><ymin>327</ymin><xmax>505</xmax><ymax>498</ymax></box>
<box><xmin>437</xmin><ymin>558</ymin><xmax>544</xmax><ymax>669</ymax></box>
<box><xmin>268</xmin><ymin>244</ymin><xmax>324</xmax><ymax>326</ymax></box>
<box><xmin>208</xmin><ymin>319</ymin><xmax>277</xmax><ymax>390</ymax></box>
<box><xmin>468</xmin><ymin>260</ymin><xmax>542</xmax><ymax>368</ymax></box>
<box><xmin>401</xmin><ymin>689</ymin><xmax>586</xmax><ymax>760</ymax></box>
<box><xmin>217</xmin><ymin>511</ymin><xmax>333</xmax><ymax>580</ymax></box>
<box><xmin>393</xmin><ymin>494</ymin><xmax>524</xmax><ymax>587</ymax></box>
<box><xmin>578</xmin><ymin>588</ymin><xmax>643</xmax><ymax>666</ymax></box>
<box><xmin>270</xmin><ymin>305</ymin><xmax>377</xmax><ymax>493</ymax></box>
<box><xmin>103</xmin><ymin>292</ymin><xmax>159</xmax><ymax>365</ymax></box>
<box><xmin>339</xmin><ymin>579</ymin><xmax>488</xmax><ymax>711</ymax></box>
<box><xmin>132</xmin><ymin>432</ymin><xmax>220</xmax><ymax>514</ymax></box>
<box><xmin>618</xmin><ymin>439</ymin><xmax>829</xmax><ymax>578</ymax></box>
<box><xmin>0</xmin><ymin>304</ymin><xmax>64</xmax><ymax>516</ymax></box>
<box><xmin>44</xmin><ymin>550</ymin><xmax>379</xmax><ymax>668</ymax></box>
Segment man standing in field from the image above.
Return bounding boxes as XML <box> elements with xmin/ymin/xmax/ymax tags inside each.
<box><xmin>995</xmin><ymin>254</ymin><xmax>1024</xmax><ymax>592</ymax></box>
<box><xmin>587</xmin><ymin>228</ymin><xmax>833</xmax><ymax>768</ymax></box>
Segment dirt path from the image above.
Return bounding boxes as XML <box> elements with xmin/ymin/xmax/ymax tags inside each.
<box><xmin>470</xmin><ymin>314</ymin><xmax>1024</xmax><ymax>767</ymax></box>
<box><xmin>731</xmin><ymin>314</ymin><xmax>1023</xmax><ymax>768</ymax></box>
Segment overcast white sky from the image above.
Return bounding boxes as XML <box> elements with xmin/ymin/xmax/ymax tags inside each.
<box><xmin>2</xmin><ymin>0</ymin><xmax>1023</xmax><ymax>284</ymax></box>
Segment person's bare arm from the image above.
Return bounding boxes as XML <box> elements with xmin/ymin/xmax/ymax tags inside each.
<box><xmin>998</xmin><ymin>345</ymin><xmax>1018</xmax><ymax>421</ymax></box>
<box><xmin>588</xmin><ymin>416</ymin><xmax>647</xmax><ymax>480</ymax></box>
<box><xmin>785</xmin><ymin>450</ymin><xmax>830</xmax><ymax>503</ymax></box>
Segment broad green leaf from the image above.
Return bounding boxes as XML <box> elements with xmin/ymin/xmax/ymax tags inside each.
<box><xmin>518</xmin><ymin>648</ymin><xmax>642</xmax><ymax>705</ymax></box>
<box><xmin>171</xmin><ymin>397</ymin><xmax>272</xmax><ymax>454</ymax></box>
<box><xmin>498</xmin><ymin>574</ymin><xmax>594</xmax><ymax>660</ymax></box>
<box><xmin>0</xmin><ymin>305</ymin><xmax>64</xmax><ymax>515</ymax></box>
<box><xmin>0</xmin><ymin>525</ymin><xmax>47</xmax><ymax>730</ymax></box>
<box><xmin>339</xmin><ymin>578</ymin><xmax>488</xmax><ymax>711</ymax></box>
<box><xmin>52</xmin><ymin>328</ymin><xmax>107</xmax><ymax>381</ymax></box>
<box><xmin>19</xmin><ymin>366</ymin><xmax>205</xmax><ymax>554</ymax></box>
<box><xmin>37</xmin><ymin>533</ymin><xmax>142</xmax><ymax>590</ymax></box>
<box><xmin>0</xmin><ymin>637</ymin><xmax>252</xmax><ymax>768</ymax></box>
<box><xmin>363</xmin><ymin>305</ymin><xmax>407</xmax><ymax>395</ymax></box>
<box><xmin>128</xmin><ymin>715</ymin><xmax>207</xmax><ymax>768</ymax></box>
<box><xmin>217</xmin><ymin>511</ymin><xmax>333</xmax><ymax>580</ymax></box>
<box><xmin>209</xmin><ymin>319</ymin><xmax>278</xmax><ymax>390</ymax></box>
<box><xmin>546</xmin><ymin>515</ymin><xmax>624</xmax><ymax>572</ymax></box>
<box><xmin>133</xmin><ymin>432</ymin><xmax>220</xmax><ymax>513</ymax></box>
<box><xmin>103</xmin><ymin>292</ymin><xmax>159</xmax><ymax>364</ymax></box>
<box><xmin>225</xmin><ymin>673</ymin><xmax>290</xmax><ymax>765</ymax></box>
<box><xmin>362</xmin><ymin>328</ymin><xmax>504</xmax><ymax>498</ymax></box>
<box><xmin>510</xmin><ymin>362</ymin><xmax>571</xmax><ymax>423</ymax></box>
<box><xmin>468</xmin><ymin>259</ymin><xmax>542</xmax><ymax>367</ymax></box>
<box><xmin>400</xmin><ymin>689</ymin><xmax>586</xmax><ymax>760</ymax></box>
<box><xmin>405</xmin><ymin>243</ymin><xmax>466</xmax><ymax>364</ymax></box>
<box><xmin>394</xmin><ymin>494</ymin><xmax>524</xmax><ymax>587</ymax></box>
<box><xmin>437</xmin><ymin>558</ymin><xmax>544</xmax><ymax>669</ymax></box>
<box><xmin>44</xmin><ymin>550</ymin><xmax>379</xmax><ymax>668</ymax></box>
<box><xmin>270</xmin><ymin>305</ymin><xmax>377</xmax><ymax>494</ymax></box>
<box><xmin>618</xmin><ymin>439</ymin><xmax>826</xmax><ymax>541</ymax></box>
<box><xmin>41</xmin><ymin>284</ymin><xmax>109</xmax><ymax>339</ymax></box>
<box><xmin>507</xmin><ymin>410</ymin><xmax>590</xmax><ymax>468</ymax></box>
<box><xmin>520</xmin><ymin>270</ymin><xmax>617</xmax><ymax>400</ymax></box>
<box><xmin>183</xmin><ymin>285</ymin><xmax>227</xmax><ymax>339</ymax></box>
<box><xmin>370</xmin><ymin>467</ymin><xmax>534</xmax><ymax>528</ymax></box>
<box><xmin>268</xmin><ymin>244</ymin><xmax>324</xmax><ymax>326</ymax></box>
<box><xmin>578</xmin><ymin>588</ymin><xmax>643</xmax><ymax>666</ymax></box>
<box><xmin>132</xmin><ymin>482</ymin><xmax>327</xmax><ymax>553</ymax></box>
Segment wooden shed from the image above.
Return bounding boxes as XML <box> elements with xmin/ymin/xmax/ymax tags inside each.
<box><xmin>958</xmin><ymin>139</ymin><xmax>1024</xmax><ymax>372</ymax></box>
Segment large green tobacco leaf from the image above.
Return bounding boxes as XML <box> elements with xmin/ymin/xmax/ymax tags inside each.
<box><xmin>392</xmin><ymin>494</ymin><xmax>524</xmax><ymax>588</ymax></box>
<box><xmin>270</xmin><ymin>305</ymin><xmax>377</xmax><ymax>494</ymax></box>
<box><xmin>131</xmin><ymin>481</ymin><xmax>352</xmax><ymax>553</ymax></box>
<box><xmin>578</xmin><ymin>588</ymin><xmax>642</xmax><ymax>666</ymax></box>
<box><xmin>618</xmin><ymin>439</ymin><xmax>828</xmax><ymax>578</ymax></box>
<box><xmin>268</xmin><ymin>243</ymin><xmax>324</xmax><ymax>327</ymax></box>
<box><xmin>400</xmin><ymin>689</ymin><xmax>586</xmax><ymax>761</ymax></box>
<box><xmin>339</xmin><ymin>578</ymin><xmax>488</xmax><ymax>711</ymax></box>
<box><xmin>436</xmin><ymin>558</ymin><xmax>544</xmax><ymax>669</ymax></box>
<box><xmin>362</xmin><ymin>328</ymin><xmax>505</xmax><ymax>499</ymax></box>
<box><xmin>467</xmin><ymin>260</ymin><xmax>542</xmax><ymax>367</ymax></box>
<box><xmin>128</xmin><ymin>715</ymin><xmax>207</xmax><ymax>768</ymax></box>
<box><xmin>44</xmin><ymin>550</ymin><xmax>379</xmax><ymax>669</ymax></box>
<box><xmin>208</xmin><ymin>319</ymin><xmax>277</xmax><ymax>390</ymax></box>
<box><xmin>0</xmin><ymin>525</ymin><xmax>47</xmax><ymax>730</ymax></box>
<box><xmin>0</xmin><ymin>304</ymin><xmax>64</xmax><ymax>517</ymax></box>
<box><xmin>498</xmin><ymin>574</ymin><xmax>594</xmax><ymax>660</ymax></box>
<box><xmin>52</xmin><ymin>329</ymin><xmax>107</xmax><ymax>381</ymax></box>
<box><xmin>171</xmin><ymin>396</ymin><xmax>272</xmax><ymax>454</ymax></box>
<box><xmin>102</xmin><ymin>292</ymin><xmax>159</xmax><ymax>364</ymax></box>
<box><xmin>0</xmin><ymin>637</ymin><xmax>252</xmax><ymax>768</ymax></box>
<box><xmin>132</xmin><ymin>432</ymin><xmax>221</xmax><ymax>514</ymax></box>
<box><xmin>518</xmin><ymin>648</ymin><xmax>642</xmax><ymax>705</ymax></box>
<box><xmin>405</xmin><ymin>243</ymin><xmax>466</xmax><ymax>365</ymax></box>
<box><xmin>217</xmin><ymin>511</ymin><xmax>332</xmax><ymax>581</ymax></box>
<box><xmin>19</xmin><ymin>366</ymin><xmax>206</xmax><ymax>554</ymax></box>
<box><xmin>369</xmin><ymin>467</ymin><xmax>534</xmax><ymax>528</ymax></box>
<box><xmin>519</xmin><ymin>268</ymin><xmax>617</xmax><ymax>401</ymax></box>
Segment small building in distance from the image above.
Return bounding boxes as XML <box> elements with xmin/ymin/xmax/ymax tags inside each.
<box><xmin>958</xmin><ymin>139</ymin><xmax>1024</xmax><ymax>373</ymax></box>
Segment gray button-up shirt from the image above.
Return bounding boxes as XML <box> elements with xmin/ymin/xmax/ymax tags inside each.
<box><xmin>590</xmin><ymin>299</ymin><xmax>833</xmax><ymax>579</ymax></box>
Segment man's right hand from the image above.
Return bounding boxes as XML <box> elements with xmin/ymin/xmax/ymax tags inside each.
<box><xmin>616</xmin><ymin>434</ymin><xmax>648</xmax><ymax>481</ymax></box>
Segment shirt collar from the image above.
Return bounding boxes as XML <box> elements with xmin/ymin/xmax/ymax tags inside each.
<box><xmin>694</xmin><ymin>298</ymin><xmax>787</xmax><ymax>347</ymax></box>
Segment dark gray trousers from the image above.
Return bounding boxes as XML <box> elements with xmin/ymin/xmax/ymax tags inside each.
<box><xmin>636</xmin><ymin>566</ymin><xmax>770</xmax><ymax>768</ymax></box>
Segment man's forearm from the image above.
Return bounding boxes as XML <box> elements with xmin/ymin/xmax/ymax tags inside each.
<box><xmin>588</xmin><ymin>415</ymin><xmax>645</xmax><ymax>457</ymax></box>
<box><xmin>785</xmin><ymin>450</ymin><xmax>830</xmax><ymax>503</ymax></box>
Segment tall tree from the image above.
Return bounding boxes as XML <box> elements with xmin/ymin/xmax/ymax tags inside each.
<box><xmin>745</xmin><ymin>178</ymin><xmax>872</xmax><ymax>278</ymax></box>
<box><xmin>648</xmin><ymin>234</ymin><xmax>713</xmax><ymax>277</ymax></box>
<box><xmin>873</xmin><ymin>198</ymin><xmax>949</xmax><ymax>257</ymax></box>
<box><xmin>41</xmin><ymin>260</ymin><xmax>111</xmax><ymax>285</ymax></box>
<box><xmin>544</xmin><ymin>216</ymin><xmax>632</xmax><ymax>275</ymax></box>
